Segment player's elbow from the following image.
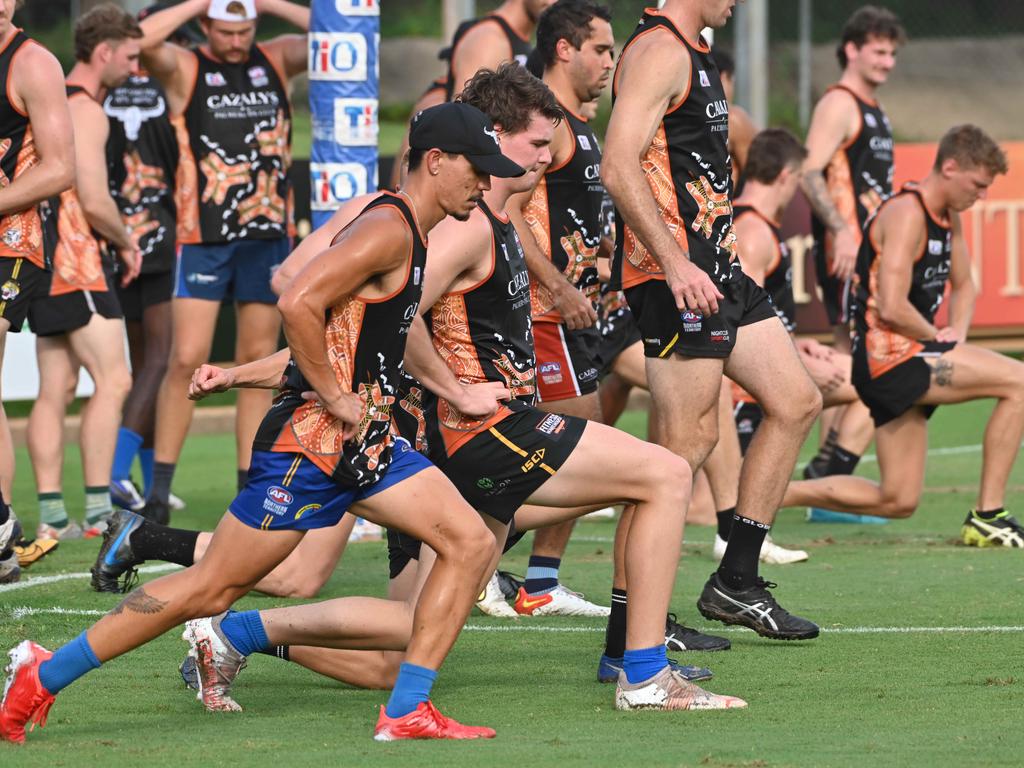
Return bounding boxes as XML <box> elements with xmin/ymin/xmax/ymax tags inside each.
<box><xmin>270</xmin><ymin>267</ymin><xmax>293</xmax><ymax>297</ymax></box>
<box><xmin>51</xmin><ymin>155</ymin><xmax>75</xmax><ymax>194</ymax></box>
<box><xmin>600</xmin><ymin>156</ymin><xmax>625</xmax><ymax>199</ymax></box>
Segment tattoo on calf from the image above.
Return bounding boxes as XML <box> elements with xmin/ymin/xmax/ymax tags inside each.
<box><xmin>110</xmin><ymin>587</ymin><xmax>169</xmax><ymax>616</ymax></box>
<box><xmin>933</xmin><ymin>360</ymin><xmax>953</xmax><ymax>387</ymax></box>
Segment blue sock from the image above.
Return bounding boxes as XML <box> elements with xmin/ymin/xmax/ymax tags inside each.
<box><xmin>385</xmin><ymin>662</ymin><xmax>437</xmax><ymax>718</ymax></box>
<box><xmin>524</xmin><ymin>555</ymin><xmax>560</xmax><ymax>595</ymax></box>
<box><xmin>623</xmin><ymin>644</ymin><xmax>667</xmax><ymax>685</ymax></box>
<box><xmin>139</xmin><ymin>449</ymin><xmax>155</xmax><ymax>496</ymax></box>
<box><xmin>112</xmin><ymin>428</ymin><xmax>143</xmax><ymax>483</ymax></box>
<box><xmin>217</xmin><ymin>610</ymin><xmax>270</xmax><ymax>656</ymax></box>
<box><xmin>38</xmin><ymin>632</ymin><xmax>101</xmax><ymax>694</ymax></box>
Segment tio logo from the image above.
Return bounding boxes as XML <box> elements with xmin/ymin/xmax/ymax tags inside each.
<box><xmin>336</xmin><ymin>0</ymin><xmax>379</xmax><ymax>15</ymax></box>
<box><xmin>310</xmin><ymin>162</ymin><xmax>371</xmax><ymax>210</ymax></box>
<box><xmin>334</xmin><ymin>98</ymin><xmax>378</xmax><ymax>146</ymax></box>
<box><xmin>308</xmin><ymin>33</ymin><xmax>367</xmax><ymax>81</ymax></box>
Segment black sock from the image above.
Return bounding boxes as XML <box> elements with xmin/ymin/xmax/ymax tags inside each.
<box><xmin>150</xmin><ymin>462</ymin><xmax>176</xmax><ymax>505</ymax></box>
<box><xmin>256</xmin><ymin>645</ymin><xmax>290</xmax><ymax>661</ymax></box>
<box><xmin>716</xmin><ymin>506</ymin><xmax>737</xmax><ymax>541</ymax></box>
<box><xmin>604</xmin><ymin>588</ymin><xmax>628</xmax><ymax>659</ymax></box>
<box><xmin>237</xmin><ymin>468</ymin><xmax>249</xmax><ymax>492</ymax></box>
<box><xmin>975</xmin><ymin>507</ymin><xmax>1004</xmax><ymax>520</ymax></box>
<box><xmin>717</xmin><ymin>514</ymin><xmax>770</xmax><ymax>591</ymax></box>
<box><xmin>129</xmin><ymin>520</ymin><xmax>200</xmax><ymax>566</ymax></box>
<box><xmin>811</xmin><ymin>428</ymin><xmax>839</xmax><ymax>464</ymax></box>
<box><xmin>826</xmin><ymin>445</ymin><xmax>861</xmax><ymax>476</ymax></box>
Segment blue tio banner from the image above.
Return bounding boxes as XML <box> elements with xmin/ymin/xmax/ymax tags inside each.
<box><xmin>308</xmin><ymin>0</ymin><xmax>380</xmax><ymax>229</ymax></box>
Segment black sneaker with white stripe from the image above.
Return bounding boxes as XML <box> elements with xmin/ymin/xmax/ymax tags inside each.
<box><xmin>664</xmin><ymin>613</ymin><xmax>731</xmax><ymax>651</ymax></box>
<box><xmin>697</xmin><ymin>572</ymin><xmax>819</xmax><ymax>640</ymax></box>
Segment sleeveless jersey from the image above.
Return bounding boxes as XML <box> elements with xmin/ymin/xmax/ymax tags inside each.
<box><xmin>0</xmin><ymin>30</ymin><xmax>45</xmax><ymax>268</ymax></box>
<box><xmin>612</xmin><ymin>9</ymin><xmax>738</xmax><ymax>291</ymax></box>
<box><xmin>253</xmin><ymin>193</ymin><xmax>427</xmax><ymax>486</ymax></box>
<box><xmin>811</xmin><ymin>84</ymin><xmax>894</xmax><ymax>253</ymax></box>
<box><xmin>443</xmin><ymin>15</ymin><xmax>532</xmax><ymax>100</ymax></box>
<box><xmin>525</xmin><ymin>102</ymin><xmax>604</xmax><ymax>323</ymax></box>
<box><xmin>852</xmin><ymin>186</ymin><xmax>951</xmax><ymax>379</ymax></box>
<box><xmin>105</xmin><ymin>74</ymin><xmax>178</xmax><ymax>274</ymax></box>
<box><xmin>423</xmin><ymin>200</ymin><xmax>536</xmax><ymax>457</ymax></box>
<box><xmin>733</xmin><ymin>204</ymin><xmax>795</xmax><ymax>331</ymax></box>
<box><xmin>179</xmin><ymin>45</ymin><xmax>292</xmax><ymax>244</ymax></box>
<box><xmin>41</xmin><ymin>85</ymin><xmax>108</xmax><ymax>297</ymax></box>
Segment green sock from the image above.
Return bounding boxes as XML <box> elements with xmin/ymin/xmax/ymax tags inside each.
<box><xmin>39</xmin><ymin>493</ymin><xmax>68</xmax><ymax>527</ymax></box>
<box><xmin>85</xmin><ymin>486</ymin><xmax>113</xmax><ymax>526</ymax></box>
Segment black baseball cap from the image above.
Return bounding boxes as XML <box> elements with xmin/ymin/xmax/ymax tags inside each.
<box><xmin>409</xmin><ymin>102</ymin><xmax>525</xmax><ymax>178</ymax></box>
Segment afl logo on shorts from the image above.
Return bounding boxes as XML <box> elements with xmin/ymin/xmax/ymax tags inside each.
<box><xmin>681</xmin><ymin>311</ymin><xmax>702</xmax><ymax>332</ymax></box>
<box><xmin>267</xmin><ymin>486</ymin><xmax>293</xmax><ymax>505</ymax></box>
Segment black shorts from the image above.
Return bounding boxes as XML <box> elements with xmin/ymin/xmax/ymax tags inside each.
<box><xmin>533</xmin><ymin>321</ymin><xmax>600</xmax><ymax>402</ymax></box>
<box><xmin>813</xmin><ymin>242</ymin><xmax>851</xmax><ymax>326</ymax></box>
<box><xmin>28</xmin><ymin>268</ymin><xmax>122</xmax><ymax>337</ymax></box>
<box><xmin>0</xmin><ymin>257</ymin><xmax>48</xmax><ymax>332</ymax></box>
<box><xmin>386</xmin><ymin>519</ymin><xmax>527</xmax><ymax>580</ymax></box>
<box><xmin>733</xmin><ymin>401</ymin><xmax>764</xmax><ymax>455</ymax></box>
<box><xmin>625</xmin><ymin>273</ymin><xmax>777</xmax><ymax>359</ymax></box>
<box><xmin>117</xmin><ymin>270</ymin><xmax>173</xmax><ymax>322</ymax></box>
<box><xmin>595</xmin><ymin>305</ymin><xmax>642</xmax><ymax>376</ymax></box>
<box><xmin>431</xmin><ymin>403</ymin><xmax>586</xmax><ymax>524</ymax></box>
<box><xmin>852</xmin><ymin>339</ymin><xmax>956</xmax><ymax>427</ymax></box>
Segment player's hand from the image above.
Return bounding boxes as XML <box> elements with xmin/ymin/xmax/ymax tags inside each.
<box><xmin>454</xmin><ymin>381</ymin><xmax>511</xmax><ymax>420</ymax></box>
<box><xmin>829</xmin><ymin>228</ymin><xmax>858</xmax><ymax>280</ymax></box>
<box><xmin>800</xmin><ymin>351</ymin><xmax>847</xmax><ymax>395</ymax></box>
<box><xmin>552</xmin><ymin>282</ymin><xmax>597</xmax><ymax>330</ymax></box>
<box><xmin>796</xmin><ymin>337</ymin><xmax>834</xmax><ymax>361</ymax></box>
<box><xmin>307</xmin><ymin>390</ymin><xmax>363</xmax><ymax>441</ymax></box>
<box><xmin>935</xmin><ymin>326</ymin><xmax>962</xmax><ymax>344</ymax></box>
<box><xmin>188</xmin><ymin>364</ymin><xmax>235</xmax><ymax>400</ymax></box>
<box><xmin>118</xmin><ymin>246</ymin><xmax>142</xmax><ymax>287</ymax></box>
<box><xmin>666</xmin><ymin>258</ymin><xmax>723</xmax><ymax>316</ymax></box>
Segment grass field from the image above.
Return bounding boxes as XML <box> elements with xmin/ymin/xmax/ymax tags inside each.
<box><xmin>2</xmin><ymin>401</ymin><xmax>1023</xmax><ymax>767</ymax></box>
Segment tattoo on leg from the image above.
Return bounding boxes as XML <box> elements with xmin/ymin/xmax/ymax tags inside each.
<box><xmin>109</xmin><ymin>587</ymin><xmax>169</xmax><ymax>616</ymax></box>
<box><xmin>933</xmin><ymin>360</ymin><xmax>953</xmax><ymax>387</ymax></box>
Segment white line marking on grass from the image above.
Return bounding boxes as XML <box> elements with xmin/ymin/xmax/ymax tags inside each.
<box><xmin>0</xmin><ymin>563</ymin><xmax>180</xmax><ymax>593</ymax></box>
<box><xmin>8</xmin><ymin>607</ymin><xmax>107</xmax><ymax>620</ymax></box>
<box><xmin>464</xmin><ymin>624</ymin><xmax>1024</xmax><ymax>634</ymax></box>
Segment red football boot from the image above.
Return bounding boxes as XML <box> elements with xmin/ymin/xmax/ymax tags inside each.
<box><xmin>1</xmin><ymin>641</ymin><xmax>56</xmax><ymax>744</ymax></box>
<box><xmin>373</xmin><ymin>701</ymin><xmax>496</xmax><ymax>741</ymax></box>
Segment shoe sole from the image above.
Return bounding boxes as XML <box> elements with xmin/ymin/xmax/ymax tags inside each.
<box><xmin>696</xmin><ymin>600</ymin><xmax>820</xmax><ymax>641</ymax></box>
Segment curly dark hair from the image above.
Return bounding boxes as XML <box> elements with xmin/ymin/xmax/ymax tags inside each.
<box><xmin>456</xmin><ymin>62</ymin><xmax>563</xmax><ymax>134</ymax></box>
<box><xmin>837</xmin><ymin>6</ymin><xmax>906</xmax><ymax>68</ymax></box>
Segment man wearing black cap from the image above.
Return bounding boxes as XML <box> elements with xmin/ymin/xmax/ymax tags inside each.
<box><xmin>134</xmin><ymin>0</ymin><xmax>310</xmax><ymax>524</ymax></box>
<box><xmin>0</xmin><ymin>100</ymin><xmax>525</xmax><ymax>745</ymax></box>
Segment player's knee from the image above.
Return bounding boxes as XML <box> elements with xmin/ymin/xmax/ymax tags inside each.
<box><xmin>272</xmin><ymin>573</ymin><xmax>327</xmax><ymax>600</ymax></box>
<box><xmin>446</xmin><ymin>517</ymin><xmax>495</xmax><ymax>571</ymax></box>
<box><xmin>102</xmin><ymin>366</ymin><xmax>134</xmax><ymax>402</ymax></box>
<box><xmin>640</xmin><ymin>447</ymin><xmax>691</xmax><ymax>508</ymax></box>
<box><xmin>881</xmin><ymin>494</ymin><xmax>918</xmax><ymax>519</ymax></box>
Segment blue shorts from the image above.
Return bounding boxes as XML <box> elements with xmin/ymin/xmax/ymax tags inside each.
<box><xmin>229</xmin><ymin>439</ymin><xmax>433</xmax><ymax>531</ymax></box>
<box><xmin>174</xmin><ymin>237</ymin><xmax>290</xmax><ymax>304</ymax></box>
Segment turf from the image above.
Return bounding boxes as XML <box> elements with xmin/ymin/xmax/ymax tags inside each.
<box><xmin>2</xmin><ymin>400</ymin><xmax>1022</xmax><ymax>767</ymax></box>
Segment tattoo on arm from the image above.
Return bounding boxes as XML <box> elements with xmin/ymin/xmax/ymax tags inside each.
<box><xmin>933</xmin><ymin>359</ymin><xmax>953</xmax><ymax>387</ymax></box>
<box><xmin>110</xmin><ymin>587</ymin><xmax>169</xmax><ymax>616</ymax></box>
<box><xmin>804</xmin><ymin>171</ymin><xmax>848</xmax><ymax>234</ymax></box>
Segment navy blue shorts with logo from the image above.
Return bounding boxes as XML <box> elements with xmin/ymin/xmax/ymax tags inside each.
<box><xmin>430</xmin><ymin>402</ymin><xmax>587</xmax><ymax>525</ymax></box>
<box><xmin>229</xmin><ymin>439</ymin><xmax>432</xmax><ymax>531</ymax></box>
<box><xmin>533</xmin><ymin>321</ymin><xmax>601</xmax><ymax>402</ymax></box>
<box><xmin>626</xmin><ymin>273</ymin><xmax>777</xmax><ymax>360</ymax></box>
<box><xmin>175</xmin><ymin>236</ymin><xmax>290</xmax><ymax>304</ymax></box>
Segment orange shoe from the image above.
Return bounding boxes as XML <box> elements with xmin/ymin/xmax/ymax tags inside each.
<box><xmin>514</xmin><ymin>587</ymin><xmax>553</xmax><ymax>615</ymax></box>
<box><xmin>373</xmin><ymin>701</ymin><xmax>496</xmax><ymax>741</ymax></box>
<box><xmin>0</xmin><ymin>641</ymin><xmax>56</xmax><ymax>744</ymax></box>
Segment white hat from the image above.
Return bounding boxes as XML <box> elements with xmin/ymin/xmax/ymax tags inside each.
<box><xmin>207</xmin><ymin>0</ymin><xmax>257</xmax><ymax>21</ymax></box>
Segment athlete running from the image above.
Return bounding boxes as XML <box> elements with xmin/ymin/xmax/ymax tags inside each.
<box><xmin>0</xmin><ymin>100</ymin><xmax>524</xmax><ymax>744</ymax></box>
